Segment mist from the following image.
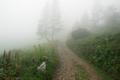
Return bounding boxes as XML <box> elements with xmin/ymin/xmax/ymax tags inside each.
<box><xmin>0</xmin><ymin>0</ymin><xmax>119</xmax><ymax>50</ymax></box>
<box><xmin>0</xmin><ymin>0</ymin><xmax>120</xmax><ymax>80</ymax></box>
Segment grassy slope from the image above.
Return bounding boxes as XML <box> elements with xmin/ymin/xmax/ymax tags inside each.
<box><xmin>0</xmin><ymin>44</ymin><xmax>59</xmax><ymax>80</ymax></box>
<box><xmin>67</xmin><ymin>27</ymin><xmax>120</xmax><ymax>80</ymax></box>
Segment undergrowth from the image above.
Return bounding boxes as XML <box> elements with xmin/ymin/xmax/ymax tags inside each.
<box><xmin>0</xmin><ymin>44</ymin><xmax>59</xmax><ymax>80</ymax></box>
<box><xmin>67</xmin><ymin>28</ymin><xmax>120</xmax><ymax>80</ymax></box>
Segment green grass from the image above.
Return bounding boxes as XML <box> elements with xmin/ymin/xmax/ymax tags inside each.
<box><xmin>93</xmin><ymin>65</ymin><xmax>113</xmax><ymax>80</ymax></box>
<box><xmin>75</xmin><ymin>65</ymin><xmax>89</xmax><ymax>80</ymax></box>
<box><xmin>0</xmin><ymin>44</ymin><xmax>59</xmax><ymax>80</ymax></box>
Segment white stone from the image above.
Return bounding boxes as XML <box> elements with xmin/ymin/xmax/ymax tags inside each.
<box><xmin>37</xmin><ymin>61</ymin><xmax>46</xmax><ymax>72</ymax></box>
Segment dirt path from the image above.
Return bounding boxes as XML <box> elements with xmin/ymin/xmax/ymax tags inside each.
<box><xmin>53</xmin><ymin>45</ymin><xmax>101</xmax><ymax>80</ymax></box>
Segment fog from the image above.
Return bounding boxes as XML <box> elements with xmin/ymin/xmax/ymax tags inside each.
<box><xmin>0</xmin><ymin>0</ymin><xmax>119</xmax><ymax>51</ymax></box>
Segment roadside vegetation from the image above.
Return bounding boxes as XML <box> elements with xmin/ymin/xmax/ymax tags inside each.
<box><xmin>0</xmin><ymin>44</ymin><xmax>59</xmax><ymax>80</ymax></box>
<box><xmin>67</xmin><ymin>6</ymin><xmax>120</xmax><ymax>80</ymax></box>
<box><xmin>68</xmin><ymin>25</ymin><xmax>120</xmax><ymax>80</ymax></box>
<box><xmin>75</xmin><ymin>65</ymin><xmax>89</xmax><ymax>80</ymax></box>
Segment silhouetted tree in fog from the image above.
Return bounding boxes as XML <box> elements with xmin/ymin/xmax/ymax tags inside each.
<box><xmin>37</xmin><ymin>0</ymin><xmax>62</xmax><ymax>42</ymax></box>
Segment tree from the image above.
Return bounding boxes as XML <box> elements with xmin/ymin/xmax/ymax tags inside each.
<box><xmin>37</xmin><ymin>0</ymin><xmax>62</xmax><ymax>42</ymax></box>
<box><xmin>71</xmin><ymin>27</ymin><xmax>91</xmax><ymax>40</ymax></box>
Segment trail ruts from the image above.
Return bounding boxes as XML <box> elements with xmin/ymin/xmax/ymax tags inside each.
<box><xmin>53</xmin><ymin>45</ymin><xmax>101</xmax><ymax>80</ymax></box>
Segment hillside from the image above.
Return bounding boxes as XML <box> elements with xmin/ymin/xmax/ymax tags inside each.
<box><xmin>67</xmin><ymin>27</ymin><xmax>120</xmax><ymax>80</ymax></box>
